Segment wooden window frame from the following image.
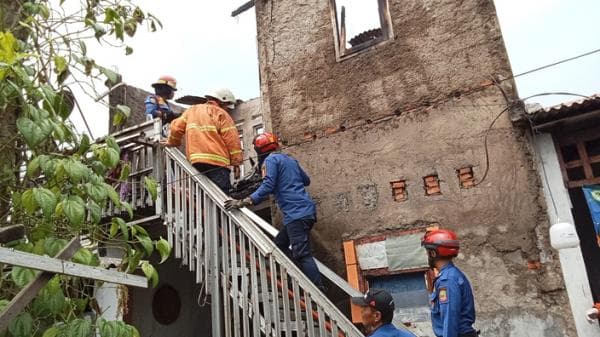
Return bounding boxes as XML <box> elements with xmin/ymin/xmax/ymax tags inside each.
<box><xmin>554</xmin><ymin>127</ymin><xmax>600</xmax><ymax>188</ymax></box>
<box><xmin>329</xmin><ymin>0</ymin><xmax>394</xmax><ymax>62</ymax></box>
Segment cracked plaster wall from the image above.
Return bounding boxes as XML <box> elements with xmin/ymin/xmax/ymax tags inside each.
<box><xmin>255</xmin><ymin>0</ymin><xmax>574</xmax><ymax>334</ymax></box>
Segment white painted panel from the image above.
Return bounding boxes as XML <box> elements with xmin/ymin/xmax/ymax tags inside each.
<box><xmin>356</xmin><ymin>240</ymin><xmax>388</xmax><ymax>270</ymax></box>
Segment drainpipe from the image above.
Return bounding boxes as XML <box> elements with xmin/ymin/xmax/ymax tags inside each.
<box><xmin>534</xmin><ymin>133</ymin><xmax>600</xmax><ymax>336</ymax></box>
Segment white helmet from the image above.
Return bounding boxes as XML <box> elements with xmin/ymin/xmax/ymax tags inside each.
<box><xmin>205</xmin><ymin>88</ymin><xmax>236</xmax><ymax>110</ymax></box>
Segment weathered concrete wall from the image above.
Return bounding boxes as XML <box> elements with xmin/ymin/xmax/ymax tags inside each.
<box><xmin>231</xmin><ymin>98</ymin><xmax>265</xmax><ymax>173</ymax></box>
<box><xmin>128</xmin><ymin>255</ymin><xmax>211</xmax><ymax>337</ymax></box>
<box><xmin>254</xmin><ymin>0</ymin><xmax>574</xmax><ymax>335</ymax></box>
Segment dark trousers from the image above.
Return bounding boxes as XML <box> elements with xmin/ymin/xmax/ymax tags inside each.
<box><xmin>460</xmin><ymin>331</ymin><xmax>479</xmax><ymax>337</ymax></box>
<box><xmin>193</xmin><ymin>163</ymin><xmax>231</xmax><ymax>192</ymax></box>
<box><xmin>274</xmin><ymin>218</ymin><xmax>322</xmax><ymax>287</ymax></box>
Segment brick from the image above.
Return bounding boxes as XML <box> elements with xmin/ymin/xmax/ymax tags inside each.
<box><xmin>527</xmin><ymin>260</ymin><xmax>542</xmax><ymax>270</ymax></box>
<box><xmin>424</xmin><ymin>176</ymin><xmax>438</xmax><ymax>183</ymax></box>
<box><xmin>391</xmin><ymin>181</ymin><xmax>406</xmax><ymax>188</ymax></box>
<box><xmin>324</xmin><ymin>126</ymin><xmax>339</xmax><ymax>135</ymax></box>
<box><xmin>426</xmin><ymin>186</ymin><xmax>441</xmax><ymax>195</ymax></box>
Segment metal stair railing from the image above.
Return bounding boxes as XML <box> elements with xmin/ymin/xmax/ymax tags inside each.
<box><xmin>163</xmin><ymin>147</ymin><xmax>365</xmax><ymax>337</ymax></box>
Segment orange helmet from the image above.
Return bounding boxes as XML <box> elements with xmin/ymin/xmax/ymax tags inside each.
<box><xmin>152</xmin><ymin>75</ymin><xmax>177</xmax><ymax>91</ymax></box>
<box><xmin>253</xmin><ymin>132</ymin><xmax>279</xmax><ymax>154</ymax></box>
<box><xmin>421</xmin><ymin>229</ymin><xmax>460</xmax><ymax>257</ymax></box>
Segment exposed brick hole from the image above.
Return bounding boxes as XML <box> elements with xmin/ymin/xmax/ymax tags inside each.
<box><xmin>312</xmin><ymin>134</ymin><xmax>317</xmax><ymax>140</ymax></box>
<box><xmin>390</xmin><ymin>180</ymin><xmax>407</xmax><ymax>202</ymax></box>
<box><xmin>339</xmin><ymin>125</ymin><xmax>346</xmax><ymax>131</ymax></box>
<box><xmin>365</xmin><ymin>119</ymin><xmax>373</xmax><ymax>124</ymax></box>
<box><xmin>457</xmin><ymin>167</ymin><xmax>475</xmax><ymax>189</ymax></box>
<box><xmin>423</xmin><ymin>174</ymin><xmax>441</xmax><ymax>196</ymax></box>
<box><xmin>393</xmin><ymin>109</ymin><xmax>402</xmax><ymax>116</ymax></box>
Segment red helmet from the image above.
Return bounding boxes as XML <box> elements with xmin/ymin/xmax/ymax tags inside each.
<box><xmin>152</xmin><ymin>75</ymin><xmax>177</xmax><ymax>91</ymax></box>
<box><xmin>253</xmin><ymin>132</ymin><xmax>279</xmax><ymax>154</ymax></box>
<box><xmin>421</xmin><ymin>229</ymin><xmax>460</xmax><ymax>257</ymax></box>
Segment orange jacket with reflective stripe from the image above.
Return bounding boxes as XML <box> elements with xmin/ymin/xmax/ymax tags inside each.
<box><xmin>167</xmin><ymin>102</ymin><xmax>242</xmax><ymax>167</ymax></box>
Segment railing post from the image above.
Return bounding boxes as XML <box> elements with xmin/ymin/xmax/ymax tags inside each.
<box><xmin>210</xmin><ymin>204</ymin><xmax>223</xmax><ymax>337</ymax></box>
<box><xmin>152</xmin><ymin>119</ymin><xmax>164</xmax><ymax>216</ymax></box>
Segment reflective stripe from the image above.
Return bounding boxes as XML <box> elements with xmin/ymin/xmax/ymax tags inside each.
<box><xmin>220</xmin><ymin>126</ymin><xmax>237</xmax><ymax>133</ymax></box>
<box><xmin>187</xmin><ymin>123</ymin><xmax>217</xmax><ymax>132</ymax></box>
<box><xmin>230</xmin><ymin>150</ymin><xmax>242</xmax><ymax>155</ymax></box>
<box><xmin>190</xmin><ymin>153</ymin><xmax>230</xmax><ymax>165</ymax></box>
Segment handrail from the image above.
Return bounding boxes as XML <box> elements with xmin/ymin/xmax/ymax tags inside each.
<box><xmin>163</xmin><ymin>147</ymin><xmax>365</xmax><ymax>337</ymax></box>
<box><xmin>240</xmin><ymin>208</ymin><xmax>363</xmax><ymax>297</ymax></box>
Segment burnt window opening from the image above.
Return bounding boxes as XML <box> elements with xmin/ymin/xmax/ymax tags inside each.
<box><xmin>457</xmin><ymin>167</ymin><xmax>475</xmax><ymax>189</ymax></box>
<box><xmin>329</xmin><ymin>0</ymin><xmax>394</xmax><ymax>61</ymax></box>
<box><xmin>423</xmin><ymin>174</ymin><xmax>441</xmax><ymax>196</ymax></box>
<box><xmin>253</xmin><ymin>124</ymin><xmax>264</xmax><ymax>136</ymax></box>
<box><xmin>390</xmin><ymin>179</ymin><xmax>407</xmax><ymax>202</ymax></box>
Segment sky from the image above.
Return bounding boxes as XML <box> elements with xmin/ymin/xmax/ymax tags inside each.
<box><xmin>68</xmin><ymin>0</ymin><xmax>600</xmax><ymax>138</ymax></box>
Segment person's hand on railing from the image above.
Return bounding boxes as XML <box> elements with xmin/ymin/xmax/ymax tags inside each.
<box><xmin>224</xmin><ymin>197</ymin><xmax>253</xmax><ymax>211</ymax></box>
<box><xmin>160</xmin><ymin>140</ymin><xmax>177</xmax><ymax>148</ymax></box>
<box><xmin>587</xmin><ymin>304</ymin><xmax>600</xmax><ymax>322</ymax></box>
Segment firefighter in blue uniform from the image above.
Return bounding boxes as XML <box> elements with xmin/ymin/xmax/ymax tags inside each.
<box><xmin>421</xmin><ymin>229</ymin><xmax>478</xmax><ymax>337</ymax></box>
<box><xmin>224</xmin><ymin>132</ymin><xmax>322</xmax><ymax>288</ymax></box>
<box><xmin>145</xmin><ymin>75</ymin><xmax>178</xmax><ymax>125</ymax></box>
<box><xmin>351</xmin><ymin>289</ymin><xmax>416</xmax><ymax>337</ymax></box>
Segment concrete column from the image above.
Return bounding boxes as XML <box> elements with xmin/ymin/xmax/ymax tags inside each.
<box><xmin>534</xmin><ymin>133</ymin><xmax>600</xmax><ymax>337</ymax></box>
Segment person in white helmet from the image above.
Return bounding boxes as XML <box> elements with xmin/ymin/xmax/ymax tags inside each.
<box><xmin>162</xmin><ymin>88</ymin><xmax>242</xmax><ymax>192</ymax></box>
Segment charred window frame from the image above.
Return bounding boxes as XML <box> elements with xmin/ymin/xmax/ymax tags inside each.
<box><xmin>329</xmin><ymin>0</ymin><xmax>394</xmax><ymax>61</ymax></box>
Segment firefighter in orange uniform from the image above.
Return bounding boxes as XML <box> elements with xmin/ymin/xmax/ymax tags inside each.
<box><xmin>162</xmin><ymin>88</ymin><xmax>242</xmax><ymax>192</ymax></box>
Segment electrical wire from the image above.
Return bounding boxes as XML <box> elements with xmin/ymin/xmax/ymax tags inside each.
<box><xmin>506</xmin><ymin>47</ymin><xmax>600</xmax><ymax>81</ymax></box>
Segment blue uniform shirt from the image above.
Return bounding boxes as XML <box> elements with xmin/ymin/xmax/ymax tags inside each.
<box><xmin>430</xmin><ymin>263</ymin><xmax>476</xmax><ymax>337</ymax></box>
<box><xmin>370</xmin><ymin>323</ymin><xmax>416</xmax><ymax>337</ymax></box>
<box><xmin>250</xmin><ymin>153</ymin><xmax>316</xmax><ymax>225</ymax></box>
<box><xmin>144</xmin><ymin>94</ymin><xmax>174</xmax><ymax>119</ymax></box>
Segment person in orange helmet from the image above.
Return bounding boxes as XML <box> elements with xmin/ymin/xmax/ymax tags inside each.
<box><xmin>145</xmin><ymin>75</ymin><xmax>178</xmax><ymax>123</ymax></box>
<box><xmin>422</xmin><ymin>229</ymin><xmax>478</xmax><ymax>337</ymax></box>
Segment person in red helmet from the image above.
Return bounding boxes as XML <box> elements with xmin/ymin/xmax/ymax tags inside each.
<box><xmin>224</xmin><ymin>132</ymin><xmax>322</xmax><ymax>288</ymax></box>
<box><xmin>421</xmin><ymin>229</ymin><xmax>477</xmax><ymax>337</ymax></box>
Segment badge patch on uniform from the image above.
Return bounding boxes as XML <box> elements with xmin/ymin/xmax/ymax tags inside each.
<box><xmin>261</xmin><ymin>164</ymin><xmax>266</xmax><ymax>178</ymax></box>
<box><xmin>439</xmin><ymin>288</ymin><xmax>448</xmax><ymax>303</ymax></box>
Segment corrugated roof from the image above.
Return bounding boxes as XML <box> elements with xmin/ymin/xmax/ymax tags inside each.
<box><xmin>527</xmin><ymin>94</ymin><xmax>600</xmax><ymax>125</ymax></box>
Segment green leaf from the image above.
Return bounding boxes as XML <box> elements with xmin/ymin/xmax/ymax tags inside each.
<box><xmin>136</xmin><ymin>235</ymin><xmax>153</xmax><ymax>256</ymax></box>
<box><xmin>17</xmin><ymin>117</ymin><xmax>44</xmax><ymax>148</ymax></box>
<box><xmin>127</xmin><ymin>250</ymin><xmax>143</xmax><ymax>273</ymax></box>
<box><xmin>109</xmin><ymin>218</ymin><xmax>120</xmax><ymax>238</ymax></box>
<box><xmin>156</xmin><ymin>237</ymin><xmax>171</xmax><ymax>264</ymax></box>
<box><xmin>63</xmin><ymin>195</ymin><xmax>86</xmax><ymax>227</ymax></box>
<box><xmin>104</xmin><ymin>8</ymin><xmax>119</xmax><ymax>24</ymax></box>
<box><xmin>126</xmin><ymin>325</ymin><xmax>141</xmax><ymax>337</ymax></box>
<box><xmin>27</xmin><ymin>156</ymin><xmax>41</xmax><ymax>178</ymax></box>
<box><xmin>33</xmin><ymin>188</ymin><xmax>57</xmax><ymax>219</ymax></box>
<box><xmin>125</xmin><ymin>46</ymin><xmax>133</xmax><ymax>55</ymax></box>
<box><xmin>104</xmin><ymin>183</ymin><xmax>121</xmax><ymax>207</ymax></box>
<box><xmin>86</xmin><ymin>182</ymin><xmax>107</xmax><ymax>202</ymax></box>
<box><xmin>119</xmin><ymin>218</ymin><xmax>129</xmax><ymax>241</ymax></box>
<box><xmin>21</xmin><ymin>189</ymin><xmax>38</xmax><ymax>214</ymax></box>
<box><xmin>93</xmin><ymin>23</ymin><xmax>106</xmax><ymax>41</ymax></box>
<box><xmin>0</xmin><ymin>32</ymin><xmax>17</xmax><ymax>80</ymax></box>
<box><xmin>88</xmin><ymin>200</ymin><xmax>102</xmax><ymax>224</ymax></box>
<box><xmin>44</xmin><ymin>237</ymin><xmax>67</xmax><ymax>257</ymax></box>
<box><xmin>106</xmin><ymin>136</ymin><xmax>120</xmax><ymax>153</ymax></box>
<box><xmin>77</xmin><ymin>134</ymin><xmax>91</xmax><ymax>155</ymax></box>
<box><xmin>8</xmin><ymin>312</ymin><xmax>33</xmax><ymax>337</ymax></box>
<box><xmin>141</xmin><ymin>261</ymin><xmax>159</xmax><ymax>287</ymax></box>
<box><xmin>144</xmin><ymin>176</ymin><xmax>158</xmax><ymax>201</ymax></box>
<box><xmin>34</xmin><ymin>276</ymin><xmax>66</xmax><ymax>315</ymax></box>
<box><xmin>99</xmin><ymin>319</ymin><xmax>128</xmax><ymax>337</ymax></box>
<box><xmin>42</xmin><ymin>327</ymin><xmax>59</xmax><ymax>337</ymax></box>
<box><xmin>65</xmin><ymin>318</ymin><xmax>92</xmax><ymax>337</ymax></box>
<box><xmin>78</xmin><ymin>40</ymin><xmax>87</xmax><ymax>55</ymax></box>
<box><xmin>11</xmin><ymin>267</ymin><xmax>36</xmax><ymax>288</ymax></box>
<box><xmin>39</xmin><ymin>155</ymin><xmax>56</xmax><ymax>177</ymax></box>
<box><xmin>0</xmin><ymin>299</ymin><xmax>10</xmax><ymax>312</ymax></box>
<box><xmin>121</xmin><ymin>201</ymin><xmax>133</xmax><ymax>219</ymax></box>
<box><xmin>116</xmin><ymin>104</ymin><xmax>131</xmax><ymax>120</ymax></box>
<box><xmin>72</xmin><ymin>248</ymin><xmax>98</xmax><ymax>266</ymax></box>
<box><xmin>64</xmin><ymin>160</ymin><xmax>89</xmax><ymax>184</ymax></box>
<box><xmin>53</xmin><ymin>56</ymin><xmax>67</xmax><ymax>74</ymax></box>
<box><xmin>132</xmin><ymin>224</ymin><xmax>148</xmax><ymax>237</ymax></box>
<box><xmin>99</xmin><ymin>148</ymin><xmax>120</xmax><ymax>168</ymax></box>
<box><xmin>100</xmin><ymin>66</ymin><xmax>118</xmax><ymax>84</ymax></box>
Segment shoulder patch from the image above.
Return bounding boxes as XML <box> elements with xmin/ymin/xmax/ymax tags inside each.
<box><xmin>439</xmin><ymin>288</ymin><xmax>448</xmax><ymax>303</ymax></box>
<box><xmin>147</xmin><ymin>97</ymin><xmax>157</xmax><ymax>104</ymax></box>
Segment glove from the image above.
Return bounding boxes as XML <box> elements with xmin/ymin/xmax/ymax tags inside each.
<box><xmin>224</xmin><ymin>197</ymin><xmax>253</xmax><ymax>211</ymax></box>
<box><xmin>586</xmin><ymin>308</ymin><xmax>599</xmax><ymax>322</ymax></box>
